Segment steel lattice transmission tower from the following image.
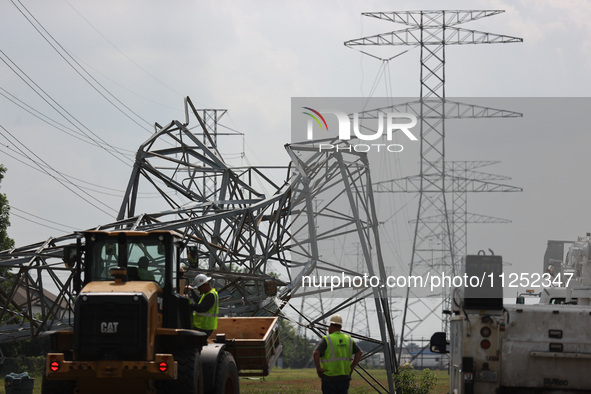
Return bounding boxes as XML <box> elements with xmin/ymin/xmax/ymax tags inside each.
<box><xmin>374</xmin><ymin>159</ymin><xmax>522</xmax><ymax>341</ymax></box>
<box><xmin>345</xmin><ymin>10</ymin><xmax>522</xmax><ymax>363</ymax></box>
<box><xmin>348</xmin><ymin>244</ymin><xmax>372</xmax><ymax>338</ymax></box>
<box><xmin>193</xmin><ymin>108</ymin><xmax>228</xmax><ymax>200</ymax></box>
<box><xmin>374</xmin><ymin>159</ymin><xmax>522</xmax><ymax>257</ymax></box>
<box><xmin>445</xmin><ymin>161</ymin><xmax>520</xmax><ymax>258</ymax></box>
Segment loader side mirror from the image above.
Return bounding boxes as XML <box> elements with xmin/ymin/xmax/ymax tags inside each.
<box><xmin>187</xmin><ymin>246</ymin><xmax>199</xmax><ymax>268</ymax></box>
<box><xmin>63</xmin><ymin>245</ymin><xmax>77</xmax><ymax>269</ymax></box>
<box><xmin>430</xmin><ymin>332</ymin><xmax>449</xmax><ymax>354</ymax></box>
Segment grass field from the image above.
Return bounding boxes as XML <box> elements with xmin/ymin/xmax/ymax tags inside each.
<box><xmin>240</xmin><ymin>368</ymin><xmax>449</xmax><ymax>394</ymax></box>
<box><xmin>0</xmin><ymin>368</ymin><xmax>449</xmax><ymax>393</ymax></box>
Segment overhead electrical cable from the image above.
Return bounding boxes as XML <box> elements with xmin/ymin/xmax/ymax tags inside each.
<box><xmin>0</xmin><ymin>124</ymin><xmax>117</xmax><ymax>215</ymax></box>
<box><xmin>68</xmin><ymin>53</ymin><xmax>183</xmax><ymax>112</ymax></box>
<box><xmin>0</xmin><ymin>87</ymin><xmax>135</xmax><ymax>156</ymax></box>
<box><xmin>10</xmin><ymin>206</ymin><xmax>79</xmax><ymax>231</ymax></box>
<box><xmin>0</xmin><ymin>146</ymin><xmax>123</xmax><ymax>197</ymax></box>
<box><xmin>64</xmin><ymin>0</ymin><xmax>212</xmax><ymax>109</ymax></box>
<box><xmin>9</xmin><ymin>211</ymin><xmax>70</xmax><ymax>233</ymax></box>
<box><xmin>64</xmin><ymin>0</ymin><xmax>186</xmax><ymax>100</ymax></box>
<box><xmin>9</xmin><ymin>0</ymin><xmax>153</xmax><ymax>132</ymax></box>
<box><xmin>0</xmin><ymin>50</ymin><xmax>132</xmax><ymax>166</ymax></box>
<box><xmin>0</xmin><ymin>146</ymin><xmax>158</xmax><ymax>198</ymax></box>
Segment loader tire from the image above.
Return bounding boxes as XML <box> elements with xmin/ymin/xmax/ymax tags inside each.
<box><xmin>41</xmin><ymin>372</ymin><xmax>75</xmax><ymax>394</ymax></box>
<box><xmin>212</xmin><ymin>350</ymin><xmax>239</xmax><ymax>394</ymax></box>
<box><xmin>160</xmin><ymin>346</ymin><xmax>203</xmax><ymax>394</ymax></box>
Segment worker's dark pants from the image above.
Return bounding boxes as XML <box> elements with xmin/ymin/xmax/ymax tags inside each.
<box><xmin>321</xmin><ymin>379</ymin><xmax>350</xmax><ymax>394</ymax></box>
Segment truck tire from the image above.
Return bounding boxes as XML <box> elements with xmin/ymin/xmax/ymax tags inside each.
<box><xmin>212</xmin><ymin>350</ymin><xmax>239</xmax><ymax>394</ymax></box>
<box><xmin>41</xmin><ymin>373</ymin><xmax>76</xmax><ymax>394</ymax></box>
<box><xmin>160</xmin><ymin>347</ymin><xmax>203</xmax><ymax>394</ymax></box>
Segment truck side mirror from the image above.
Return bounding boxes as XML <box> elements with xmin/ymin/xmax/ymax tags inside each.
<box><xmin>430</xmin><ymin>332</ymin><xmax>449</xmax><ymax>354</ymax></box>
<box><xmin>516</xmin><ymin>296</ymin><xmax>525</xmax><ymax>304</ymax></box>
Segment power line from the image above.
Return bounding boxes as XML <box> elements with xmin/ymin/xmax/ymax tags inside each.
<box><xmin>0</xmin><ymin>50</ymin><xmax>132</xmax><ymax>166</ymax></box>
<box><xmin>10</xmin><ymin>206</ymin><xmax>79</xmax><ymax>231</ymax></box>
<box><xmin>0</xmin><ymin>87</ymin><xmax>136</xmax><ymax>156</ymax></box>
<box><xmin>0</xmin><ymin>146</ymin><xmax>159</xmax><ymax>198</ymax></box>
<box><xmin>0</xmin><ymin>124</ymin><xmax>117</xmax><ymax>215</ymax></box>
<box><xmin>9</xmin><ymin>0</ymin><xmax>153</xmax><ymax>132</ymax></box>
<box><xmin>68</xmin><ymin>52</ymin><xmax>184</xmax><ymax>112</ymax></box>
<box><xmin>9</xmin><ymin>211</ymin><xmax>70</xmax><ymax>233</ymax></box>
<box><xmin>63</xmin><ymin>0</ymin><xmax>187</xmax><ymax>101</ymax></box>
<box><xmin>1</xmin><ymin>146</ymin><xmax>123</xmax><ymax>197</ymax></box>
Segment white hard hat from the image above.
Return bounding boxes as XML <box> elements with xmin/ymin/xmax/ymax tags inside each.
<box><xmin>193</xmin><ymin>274</ymin><xmax>212</xmax><ymax>287</ymax></box>
<box><xmin>329</xmin><ymin>314</ymin><xmax>343</xmax><ymax>326</ymax></box>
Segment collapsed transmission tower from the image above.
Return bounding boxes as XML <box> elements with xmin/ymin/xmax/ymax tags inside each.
<box><xmin>0</xmin><ymin>97</ymin><xmax>397</xmax><ymax>393</ymax></box>
<box><xmin>285</xmin><ymin>136</ymin><xmax>397</xmax><ymax>393</ymax></box>
<box><xmin>345</xmin><ymin>10</ymin><xmax>522</xmax><ymax>364</ymax></box>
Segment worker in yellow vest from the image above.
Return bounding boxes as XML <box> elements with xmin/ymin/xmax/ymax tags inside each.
<box><xmin>188</xmin><ymin>273</ymin><xmax>219</xmax><ymax>338</ymax></box>
<box><xmin>137</xmin><ymin>257</ymin><xmax>156</xmax><ymax>281</ymax></box>
<box><xmin>313</xmin><ymin>314</ymin><xmax>362</xmax><ymax>394</ymax></box>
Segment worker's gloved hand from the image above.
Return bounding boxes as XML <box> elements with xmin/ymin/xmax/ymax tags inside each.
<box><xmin>316</xmin><ymin>368</ymin><xmax>327</xmax><ymax>379</ymax></box>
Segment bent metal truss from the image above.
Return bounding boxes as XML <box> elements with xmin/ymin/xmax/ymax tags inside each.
<box><xmin>0</xmin><ymin>98</ymin><xmax>397</xmax><ymax>393</ymax></box>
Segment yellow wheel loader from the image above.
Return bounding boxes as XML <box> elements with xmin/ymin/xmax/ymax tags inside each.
<box><xmin>42</xmin><ymin>230</ymin><xmax>241</xmax><ymax>394</ymax></box>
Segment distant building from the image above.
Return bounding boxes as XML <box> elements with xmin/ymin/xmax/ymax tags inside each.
<box><xmin>363</xmin><ymin>352</ymin><xmax>384</xmax><ymax>368</ymax></box>
<box><xmin>400</xmin><ymin>348</ymin><xmax>445</xmax><ymax>370</ymax></box>
<box><xmin>0</xmin><ymin>284</ymin><xmax>71</xmax><ymax>338</ymax></box>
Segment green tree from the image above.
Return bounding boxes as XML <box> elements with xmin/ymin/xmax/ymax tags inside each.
<box><xmin>277</xmin><ymin>317</ymin><xmax>318</xmax><ymax>368</ymax></box>
<box><xmin>0</xmin><ymin>164</ymin><xmax>15</xmax><ymax>251</ymax></box>
<box><xmin>393</xmin><ymin>364</ymin><xmax>436</xmax><ymax>394</ymax></box>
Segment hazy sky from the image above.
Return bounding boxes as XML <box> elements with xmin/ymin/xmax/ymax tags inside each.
<box><xmin>2</xmin><ymin>0</ymin><xmax>591</xmax><ymax>312</ymax></box>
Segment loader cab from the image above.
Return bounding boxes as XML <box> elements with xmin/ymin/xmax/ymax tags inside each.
<box><xmin>79</xmin><ymin>230</ymin><xmax>191</xmax><ymax>329</ymax></box>
<box><xmin>83</xmin><ymin>231</ymin><xmax>174</xmax><ymax>289</ymax></box>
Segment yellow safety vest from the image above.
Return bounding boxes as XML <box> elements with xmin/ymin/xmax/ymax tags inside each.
<box><xmin>192</xmin><ymin>288</ymin><xmax>219</xmax><ymax>330</ymax></box>
<box><xmin>138</xmin><ymin>268</ymin><xmax>155</xmax><ymax>281</ymax></box>
<box><xmin>320</xmin><ymin>331</ymin><xmax>353</xmax><ymax>376</ymax></box>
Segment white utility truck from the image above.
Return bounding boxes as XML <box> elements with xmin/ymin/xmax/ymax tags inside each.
<box><xmin>430</xmin><ymin>237</ymin><xmax>591</xmax><ymax>394</ymax></box>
